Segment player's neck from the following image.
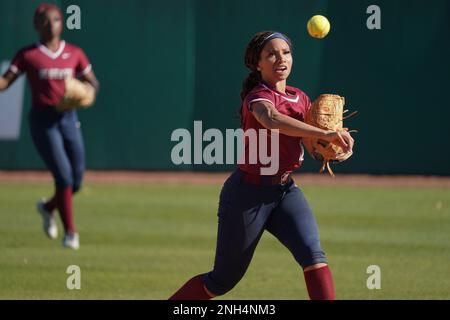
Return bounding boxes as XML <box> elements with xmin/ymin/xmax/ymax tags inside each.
<box><xmin>274</xmin><ymin>82</ymin><xmax>286</xmax><ymax>94</ymax></box>
<box><xmin>261</xmin><ymin>79</ymin><xmax>287</xmax><ymax>95</ymax></box>
<box><xmin>39</xmin><ymin>37</ymin><xmax>62</xmax><ymax>52</ymax></box>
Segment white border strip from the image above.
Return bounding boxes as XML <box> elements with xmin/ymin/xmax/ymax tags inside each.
<box><xmin>37</xmin><ymin>40</ymin><xmax>66</xmax><ymax>60</ymax></box>
<box><xmin>247</xmin><ymin>98</ymin><xmax>275</xmax><ymax>110</ymax></box>
<box><xmin>78</xmin><ymin>64</ymin><xmax>92</xmax><ymax>77</ymax></box>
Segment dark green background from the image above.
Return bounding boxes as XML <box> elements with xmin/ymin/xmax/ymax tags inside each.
<box><xmin>1</xmin><ymin>0</ymin><xmax>449</xmax><ymax>174</ymax></box>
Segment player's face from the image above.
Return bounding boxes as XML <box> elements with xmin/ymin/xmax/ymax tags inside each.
<box><xmin>257</xmin><ymin>38</ymin><xmax>292</xmax><ymax>84</ymax></box>
<box><xmin>35</xmin><ymin>9</ymin><xmax>63</xmax><ymax>40</ymax></box>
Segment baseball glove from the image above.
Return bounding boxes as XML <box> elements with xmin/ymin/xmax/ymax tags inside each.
<box><xmin>55</xmin><ymin>77</ymin><xmax>96</xmax><ymax>112</ymax></box>
<box><xmin>304</xmin><ymin>94</ymin><xmax>357</xmax><ymax>177</ymax></box>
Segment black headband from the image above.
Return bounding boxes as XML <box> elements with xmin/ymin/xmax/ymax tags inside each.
<box><xmin>258</xmin><ymin>32</ymin><xmax>291</xmax><ymax>49</ymax></box>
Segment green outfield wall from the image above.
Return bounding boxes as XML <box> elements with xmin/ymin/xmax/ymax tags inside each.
<box><xmin>1</xmin><ymin>0</ymin><xmax>449</xmax><ymax>174</ymax></box>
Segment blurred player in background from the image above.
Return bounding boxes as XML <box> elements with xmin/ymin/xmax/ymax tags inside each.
<box><xmin>169</xmin><ymin>31</ymin><xmax>354</xmax><ymax>300</ymax></box>
<box><xmin>0</xmin><ymin>3</ymin><xmax>99</xmax><ymax>249</ymax></box>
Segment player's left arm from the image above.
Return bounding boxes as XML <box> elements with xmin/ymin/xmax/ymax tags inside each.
<box><xmin>59</xmin><ymin>47</ymin><xmax>100</xmax><ymax>109</ymax></box>
<box><xmin>79</xmin><ymin>70</ymin><xmax>99</xmax><ymax>92</ymax></box>
<box><xmin>76</xmin><ymin>47</ymin><xmax>100</xmax><ymax>92</ymax></box>
<box><xmin>300</xmin><ymin>95</ymin><xmax>320</xmax><ymax>159</ymax></box>
<box><xmin>302</xmin><ymin>137</ymin><xmax>319</xmax><ymax>160</ymax></box>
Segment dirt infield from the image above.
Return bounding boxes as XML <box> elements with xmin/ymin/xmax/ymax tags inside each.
<box><xmin>1</xmin><ymin>171</ymin><xmax>450</xmax><ymax>188</ymax></box>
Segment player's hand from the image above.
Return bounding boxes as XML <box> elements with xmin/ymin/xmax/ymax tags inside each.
<box><xmin>323</xmin><ymin>130</ymin><xmax>354</xmax><ymax>153</ymax></box>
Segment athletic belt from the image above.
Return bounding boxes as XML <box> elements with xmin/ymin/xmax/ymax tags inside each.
<box><xmin>241</xmin><ymin>171</ymin><xmax>292</xmax><ymax>186</ymax></box>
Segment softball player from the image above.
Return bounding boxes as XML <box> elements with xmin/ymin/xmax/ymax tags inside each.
<box><xmin>0</xmin><ymin>3</ymin><xmax>99</xmax><ymax>249</ymax></box>
<box><xmin>169</xmin><ymin>31</ymin><xmax>354</xmax><ymax>300</ymax></box>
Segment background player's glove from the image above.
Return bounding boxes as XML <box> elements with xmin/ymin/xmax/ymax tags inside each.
<box><xmin>56</xmin><ymin>77</ymin><xmax>96</xmax><ymax>112</ymax></box>
<box><xmin>304</xmin><ymin>94</ymin><xmax>357</xmax><ymax>177</ymax></box>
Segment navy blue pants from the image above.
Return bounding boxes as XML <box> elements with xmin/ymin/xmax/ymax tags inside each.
<box><xmin>29</xmin><ymin>107</ymin><xmax>85</xmax><ymax>192</ymax></box>
<box><xmin>203</xmin><ymin>168</ymin><xmax>327</xmax><ymax>296</ymax></box>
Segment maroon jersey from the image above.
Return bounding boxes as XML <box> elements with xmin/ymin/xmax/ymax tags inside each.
<box><xmin>9</xmin><ymin>41</ymin><xmax>92</xmax><ymax>108</ymax></box>
<box><xmin>239</xmin><ymin>83</ymin><xmax>311</xmax><ymax>175</ymax></box>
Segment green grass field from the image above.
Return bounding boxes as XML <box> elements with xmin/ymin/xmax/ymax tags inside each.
<box><xmin>0</xmin><ymin>181</ymin><xmax>449</xmax><ymax>299</ymax></box>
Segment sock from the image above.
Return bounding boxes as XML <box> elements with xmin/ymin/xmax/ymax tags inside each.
<box><xmin>44</xmin><ymin>194</ymin><xmax>57</xmax><ymax>213</ymax></box>
<box><xmin>56</xmin><ymin>187</ymin><xmax>75</xmax><ymax>234</ymax></box>
<box><xmin>303</xmin><ymin>265</ymin><xmax>335</xmax><ymax>300</ymax></box>
<box><xmin>169</xmin><ymin>274</ymin><xmax>213</xmax><ymax>300</ymax></box>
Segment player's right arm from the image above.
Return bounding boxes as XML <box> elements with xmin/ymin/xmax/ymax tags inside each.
<box><xmin>250</xmin><ymin>101</ymin><xmax>353</xmax><ymax>152</ymax></box>
<box><xmin>0</xmin><ymin>70</ymin><xmax>19</xmax><ymax>91</ymax></box>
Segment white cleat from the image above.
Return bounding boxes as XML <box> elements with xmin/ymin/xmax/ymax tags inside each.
<box><xmin>63</xmin><ymin>233</ymin><xmax>80</xmax><ymax>250</ymax></box>
<box><xmin>36</xmin><ymin>199</ymin><xmax>58</xmax><ymax>239</ymax></box>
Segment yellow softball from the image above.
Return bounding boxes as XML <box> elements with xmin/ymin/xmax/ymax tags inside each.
<box><xmin>307</xmin><ymin>15</ymin><xmax>330</xmax><ymax>39</ymax></box>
